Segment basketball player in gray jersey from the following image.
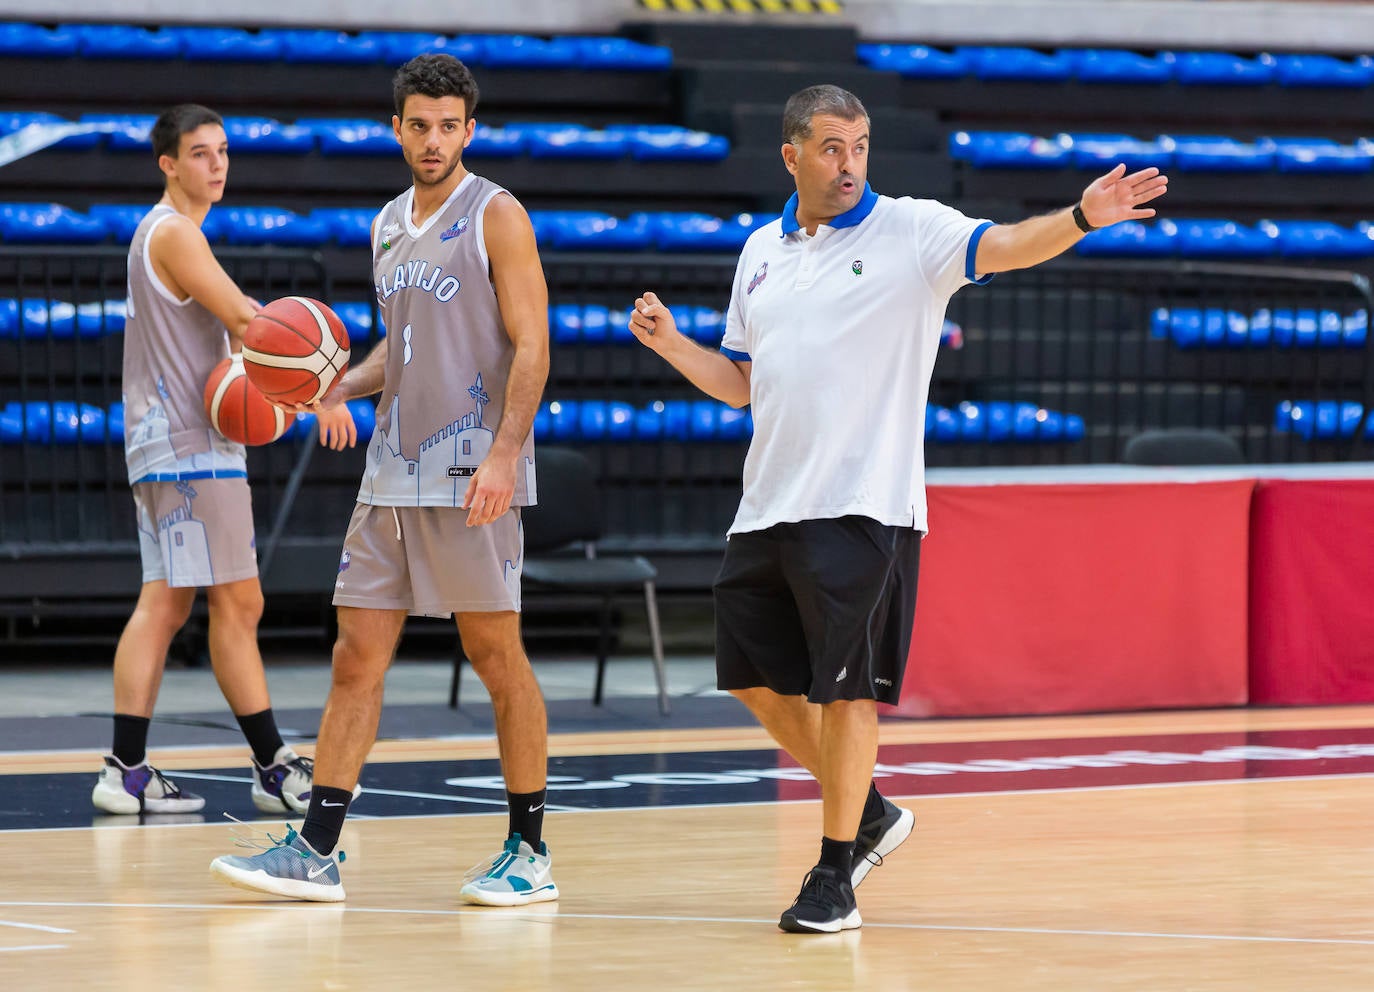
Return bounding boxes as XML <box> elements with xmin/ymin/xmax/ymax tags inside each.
<box><xmin>212</xmin><ymin>56</ymin><xmax>554</xmax><ymax>905</ymax></box>
<box><xmin>94</xmin><ymin>104</ymin><xmax>357</xmax><ymax>819</ymax></box>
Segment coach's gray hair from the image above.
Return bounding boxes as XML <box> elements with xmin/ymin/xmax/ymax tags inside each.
<box><xmin>781</xmin><ymin>85</ymin><xmax>869</xmax><ymax>146</ymax></box>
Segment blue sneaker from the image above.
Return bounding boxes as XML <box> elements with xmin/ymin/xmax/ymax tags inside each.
<box><xmin>459</xmin><ymin>834</ymin><xmax>558</xmax><ymax>907</ymax></box>
<box><xmin>210</xmin><ymin>825</ymin><xmax>346</xmax><ymax>902</ymax></box>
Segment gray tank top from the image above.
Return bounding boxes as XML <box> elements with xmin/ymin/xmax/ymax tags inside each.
<box><xmin>122</xmin><ymin>203</ymin><xmax>245</xmax><ymax>483</ymax></box>
<box><xmin>358</xmin><ymin>173</ymin><xmax>537</xmax><ymax>506</ymax></box>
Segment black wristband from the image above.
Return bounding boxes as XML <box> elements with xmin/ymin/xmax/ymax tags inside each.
<box><xmin>1072</xmin><ymin>202</ymin><xmax>1098</xmax><ymax>233</ymax></box>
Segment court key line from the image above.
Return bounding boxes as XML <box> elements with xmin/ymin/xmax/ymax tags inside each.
<box><xmin>168</xmin><ymin>772</ymin><xmax>582</xmax><ymax>812</ymax></box>
<box><xmin>0</xmin><ymin>919</ymin><xmax>73</xmax><ymax>934</ymax></box>
<box><xmin>0</xmin><ymin>901</ymin><xmax>1371</xmax><ymax>947</ymax></box>
<box><xmin>0</xmin><ymin>944</ymin><xmax>66</xmax><ymax>953</ymax></box>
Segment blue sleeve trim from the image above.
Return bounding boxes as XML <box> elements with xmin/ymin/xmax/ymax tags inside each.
<box><xmin>720</xmin><ymin>346</ymin><xmax>751</xmax><ymax>362</ymax></box>
<box><xmin>965</xmin><ymin>220</ymin><xmax>996</xmax><ymax>285</ymax></box>
<box><xmin>132</xmin><ymin>469</ymin><xmax>248</xmax><ymax>483</ymax></box>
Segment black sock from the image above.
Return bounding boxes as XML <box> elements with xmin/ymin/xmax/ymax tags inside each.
<box><xmin>235</xmin><ymin>708</ymin><xmax>285</xmax><ymax>768</ymax></box>
<box><xmin>300</xmin><ymin>785</ymin><xmax>353</xmax><ymax>856</ymax></box>
<box><xmin>862</xmin><ymin>781</ymin><xmax>886</xmax><ymax>824</ymax></box>
<box><xmin>819</xmin><ymin>836</ymin><xmax>855</xmax><ymax>874</ymax></box>
<box><xmin>111</xmin><ymin>713</ymin><xmax>150</xmax><ymax>768</ymax></box>
<box><xmin>507</xmin><ymin>788</ymin><xmax>547</xmax><ymax>850</ymax></box>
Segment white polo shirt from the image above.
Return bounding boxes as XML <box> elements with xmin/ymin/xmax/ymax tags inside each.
<box><xmin>721</xmin><ymin>183</ymin><xmax>993</xmax><ymax>535</ymax></box>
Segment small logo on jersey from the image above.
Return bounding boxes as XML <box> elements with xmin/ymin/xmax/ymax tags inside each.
<box><xmin>439</xmin><ymin>216</ymin><xmax>470</xmax><ymax>242</ymax></box>
<box><xmin>747</xmin><ymin>261</ymin><xmax>768</xmax><ymax>295</ymax></box>
<box><xmin>338</xmin><ymin>549</ymin><xmax>351</xmax><ymax>573</ymax></box>
<box><xmin>447</xmin><ymin>465</ymin><xmax>476</xmax><ymax>477</ymax></box>
<box><xmin>851</xmin><ymin>259</ymin><xmax>864</xmax><ymax>275</ymax></box>
<box><xmin>380</xmin><ymin>221</ymin><xmax>400</xmax><ymax>252</ymax></box>
<box><xmin>835</xmin><ymin>666</ymin><xmax>848</xmax><ymax>682</ymax></box>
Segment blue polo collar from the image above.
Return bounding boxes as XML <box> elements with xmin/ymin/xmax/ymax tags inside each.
<box><xmin>780</xmin><ymin>182</ymin><xmax>879</xmax><ymax>235</ymax></box>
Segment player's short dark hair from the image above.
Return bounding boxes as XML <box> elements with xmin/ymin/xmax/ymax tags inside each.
<box><xmin>150</xmin><ymin>103</ymin><xmax>223</xmax><ymax>160</ymax></box>
<box><xmin>782</xmin><ymin>85</ymin><xmax>869</xmax><ymax>146</ymax></box>
<box><xmin>393</xmin><ymin>54</ymin><xmax>480</xmax><ymax>119</ymax></box>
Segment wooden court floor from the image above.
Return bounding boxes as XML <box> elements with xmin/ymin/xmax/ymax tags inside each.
<box><xmin>3</xmin><ymin>707</ymin><xmax>1374</xmax><ymax>990</ymax></box>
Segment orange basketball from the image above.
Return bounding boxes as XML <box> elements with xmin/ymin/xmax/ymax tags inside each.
<box><xmin>242</xmin><ymin>296</ymin><xmax>350</xmax><ymax>406</ymax></box>
<box><xmin>203</xmin><ymin>355</ymin><xmax>287</xmax><ymax>445</ymax></box>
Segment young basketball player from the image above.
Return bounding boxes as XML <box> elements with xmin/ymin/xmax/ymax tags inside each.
<box><xmin>95</xmin><ymin>104</ymin><xmax>357</xmax><ymax>817</ymax></box>
<box><xmin>210</xmin><ymin>56</ymin><xmax>553</xmax><ymax>904</ymax></box>
<box><xmin>628</xmin><ymin>85</ymin><xmax>1168</xmax><ymax>932</ymax></box>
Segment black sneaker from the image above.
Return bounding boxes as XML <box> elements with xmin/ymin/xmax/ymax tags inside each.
<box><xmin>778</xmin><ymin>864</ymin><xmax>861</xmax><ymax>934</ymax></box>
<box><xmin>850</xmin><ymin>797</ymin><xmax>914</xmax><ymax>887</ymax></box>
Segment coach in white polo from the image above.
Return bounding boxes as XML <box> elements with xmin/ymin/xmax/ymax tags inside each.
<box><xmin>629</xmin><ymin>84</ymin><xmax>1167</xmax><ymax>934</ymax></box>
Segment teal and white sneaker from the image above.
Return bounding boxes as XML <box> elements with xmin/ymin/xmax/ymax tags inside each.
<box><xmin>459</xmin><ymin>834</ymin><xmax>558</xmax><ymax>907</ymax></box>
<box><xmin>210</xmin><ymin>825</ymin><xmax>346</xmax><ymax>903</ymax></box>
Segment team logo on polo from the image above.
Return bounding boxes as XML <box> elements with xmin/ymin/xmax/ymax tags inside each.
<box><xmin>747</xmin><ymin>261</ymin><xmax>768</xmax><ymax>295</ymax></box>
<box><xmin>851</xmin><ymin>259</ymin><xmax>863</xmax><ymax>275</ymax></box>
<box><xmin>439</xmin><ymin>216</ymin><xmax>470</xmax><ymax>242</ymax></box>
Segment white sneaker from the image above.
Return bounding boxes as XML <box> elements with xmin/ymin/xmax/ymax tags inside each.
<box><xmin>459</xmin><ymin>835</ymin><xmax>559</xmax><ymax>907</ymax></box>
<box><xmin>251</xmin><ymin>745</ymin><xmax>362</xmax><ymax>815</ymax></box>
<box><xmin>91</xmin><ymin>755</ymin><xmax>206</xmax><ymax>815</ymax></box>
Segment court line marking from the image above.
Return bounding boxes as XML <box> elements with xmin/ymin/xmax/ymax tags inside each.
<box><xmin>3</xmin><ymin>769</ymin><xmax>1373</xmax><ymax>835</ymax></box>
<box><xmin>0</xmin><ymin>919</ymin><xmax>73</xmax><ymax>934</ymax></box>
<box><xmin>0</xmin><ymin>944</ymin><xmax>67</xmax><ymax>953</ymax></box>
<box><xmin>167</xmin><ymin>772</ymin><xmax>582</xmax><ymax>812</ymax></box>
<box><xmin>0</xmin><ymin>900</ymin><xmax>1370</xmax><ymax>947</ymax></box>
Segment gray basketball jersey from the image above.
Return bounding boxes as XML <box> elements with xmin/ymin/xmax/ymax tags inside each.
<box><xmin>122</xmin><ymin>204</ymin><xmax>245</xmax><ymax>483</ymax></box>
<box><xmin>359</xmin><ymin>173</ymin><xmax>537</xmax><ymax>507</ymax></box>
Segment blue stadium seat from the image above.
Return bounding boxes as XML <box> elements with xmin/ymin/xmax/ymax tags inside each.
<box><xmin>960</xmin><ymin>46</ymin><xmax>1073</xmax><ymax>81</ymax></box>
<box><xmin>1275</xmin><ymin>400</ymin><xmax>1364</xmax><ymax>439</ymax></box>
<box><xmin>79</xmin><ymin>113</ymin><xmax>155</xmax><ymax>151</ymax></box>
<box><xmin>622</xmin><ymin>127</ymin><xmax>730</xmax><ymax>162</ymax></box>
<box><xmin>1068</xmin><ymin>49</ymin><xmax>1174</xmax><ymax>84</ymax></box>
<box><xmin>374</xmin><ymin>31</ymin><xmax>457</xmax><ymax>66</ymax></box>
<box><xmin>549</xmin><ymin>303</ymin><xmax>611</xmax><ymax>344</ymax></box>
<box><xmin>1152</xmin><ymin>307</ymin><xmax>1252</xmax><ymax>349</ymax></box>
<box><xmin>1172</xmin><ymin>51</ymin><xmax>1275</xmax><ymax>85</ymax></box>
<box><xmin>267</xmin><ymin>29</ymin><xmax>383</xmax><ymax>64</ymax></box>
<box><xmin>0</xmin><ymin>203</ymin><xmax>107</xmax><ymax>244</ymax></box>
<box><xmin>106</xmin><ymin>402</ymin><xmax>123</xmax><ymax>440</ymax></box>
<box><xmin>0</xmin><ymin>111</ymin><xmax>103</xmax><ymax>150</ymax></box>
<box><xmin>523</xmin><ymin>125</ymin><xmax>629</xmax><ymax>160</ymax></box>
<box><xmin>0</xmin><ymin>299</ymin><xmax>120</xmax><ymax>338</ymax></box>
<box><xmin>647</xmin><ymin>212</ymin><xmax>755</xmax><ymax>252</ymax></box>
<box><xmin>574</xmin><ymin>36</ymin><xmax>672</xmax><ymax>71</ymax></box>
<box><xmin>545</xmin><ymin>212</ymin><xmax>653</xmax><ymax>251</ymax></box>
<box><xmin>224</xmin><ymin>117</ymin><xmax>316</xmax><ymax>154</ymax></box>
<box><xmin>309</xmin><ymin>208</ymin><xmax>374</xmax><ymax>247</ymax></box>
<box><xmin>1068</xmin><ymin>133</ymin><xmax>1174</xmax><ymax>171</ymax></box>
<box><xmin>1271</xmin><ymin>54</ymin><xmax>1373</xmax><ymax>88</ymax></box>
<box><xmin>1260</xmin><ymin>220</ymin><xmax>1374</xmax><ymax>258</ymax></box>
<box><xmin>480</xmin><ymin>34</ymin><xmax>580</xmax><ymax>69</ymax></box>
<box><xmin>86</xmin><ymin>205</ymin><xmax>149</xmax><ymax>242</ymax></box>
<box><xmin>858</xmin><ymin>44</ymin><xmax>968</xmax><ymax>78</ymax></box>
<box><xmin>174</xmin><ymin>26</ymin><xmax>283</xmax><ymax>61</ymax></box>
<box><xmin>332</xmin><ymin>302</ymin><xmax>376</xmax><ymax>342</ymax></box>
<box><xmin>0</xmin><ymin>22</ymin><xmax>78</xmax><ymax>57</ymax></box>
<box><xmin>1075</xmin><ymin>221</ymin><xmax>1175</xmax><ymax>256</ymax></box>
<box><xmin>220</xmin><ymin>207</ymin><xmax>330</xmax><ymax>247</ymax></box>
<box><xmin>1169</xmin><ymin>135</ymin><xmax>1275</xmax><ymax>172</ymax></box>
<box><xmin>466</xmin><ymin>124</ymin><xmax>527</xmax><ymax>158</ymax></box>
<box><xmin>73</xmin><ymin>24</ymin><xmax>182</xmax><ymax>59</ymax></box>
<box><xmin>949</xmin><ymin>131</ymin><xmax>1071</xmax><ymax>168</ymax></box>
<box><xmin>0</xmin><ymin>401</ymin><xmax>106</xmax><ymax>444</ymax></box>
<box><xmin>1269</xmin><ymin>137</ymin><xmax>1373</xmax><ymax>174</ymax></box>
<box><xmin>1172</xmin><ymin>219</ymin><xmax>1274</xmax><ymax>258</ymax></box>
<box><xmin>303</xmin><ymin>119</ymin><xmax>395</xmax><ymax>156</ymax></box>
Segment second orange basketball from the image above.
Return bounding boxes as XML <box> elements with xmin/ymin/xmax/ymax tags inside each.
<box><xmin>242</xmin><ymin>296</ymin><xmax>351</xmax><ymax>406</ymax></box>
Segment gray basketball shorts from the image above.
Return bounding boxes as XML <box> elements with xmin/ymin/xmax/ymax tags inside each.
<box><xmin>133</xmin><ymin>477</ymin><xmax>259</xmax><ymax>588</ymax></box>
<box><xmin>332</xmin><ymin>503</ymin><xmax>524</xmax><ymax>617</ymax></box>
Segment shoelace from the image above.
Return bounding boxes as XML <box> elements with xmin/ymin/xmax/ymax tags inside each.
<box><xmin>796</xmin><ymin>869</ymin><xmax>848</xmax><ymax>909</ymax></box>
<box><xmin>461</xmin><ymin>849</ymin><xmax>510</xmax><ymax>885</ymax></box>
<box><xmin>285</xmin><ymin>754</ymin><xmax>315</xmax><ymax>776</ymax></box>
<box><xmin>222</xmin><ymin>814</ymin><xmax>346</xmax><ymax>864</ymax></box>
<box><xmin>146</xmin><ymin>766</ymin><xmax>183</xmax><ymax>798</ymax></box>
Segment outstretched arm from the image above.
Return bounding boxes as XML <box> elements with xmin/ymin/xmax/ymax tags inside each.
<box><xmin>628</xmin><ymin>292</ymin><xmax>751</xmax><ymax>408</ymax></box>
<box><xmin>975</xmin><ymin>163</ymin><xmax>1169</xmax><ymax>275</ymax></box>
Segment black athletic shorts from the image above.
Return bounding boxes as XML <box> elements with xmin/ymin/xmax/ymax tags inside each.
<box><xmin>712</xmin><ymin>515</ymin><xmax>921</xmax><ymax>705</ymax></box>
